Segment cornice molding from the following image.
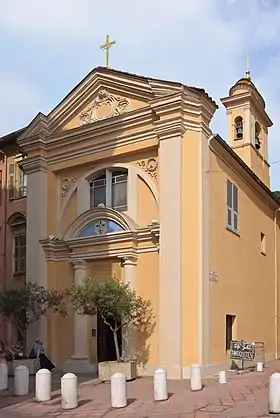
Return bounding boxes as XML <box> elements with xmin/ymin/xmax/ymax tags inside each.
<box><xmin>47</xmin><ymin>131</ymin><xmax>158</xmax><ymax>165</ymax></box>
<box><xmin>220</xmin><ymin>92</ymin><xmax>273</xmax><ymax>128</ymax></box>
<box><xmin>19</xmin><ymin>156</ymin><xmax>48</xmax><ymax>174</ymax></box>
<box><xmin>18</xmin><ymin>113</ymin><xmax>50</xmax><ymax>142</ymax></box>
<box><xmin>40</xmin><ymin>225</ymin><xmax>160</xmax><ymax>261</ymax></box>
<box><xmin>48</xmin><ymin>71</ymin><xmax>155</xmax><ymax>131</ymax></box>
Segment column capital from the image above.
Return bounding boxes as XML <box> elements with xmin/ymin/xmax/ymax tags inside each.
<box><xmin>72</xmin><ymin>259</ymin><xmax>87</xmax><ymax>271</ymax></box>
<box><xmin>120</xmin><ymin>255</ymin><xmax>138</xmax><ymax>267</ymax></box>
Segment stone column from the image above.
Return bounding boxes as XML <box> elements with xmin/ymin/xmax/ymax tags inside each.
<box><xmin>63</xmin><ymin>260</ymin><xmax>96</xmax><ymax>374</ymax></box>
<box><xmin>122</xmin><ymin>256</ymin><xmax>137</xmax><ymax>360</ymax></box>
<box><xmin>72</xmin><ymin>260</ymin><xmax>88</xmax><ymax>359</ymax></box>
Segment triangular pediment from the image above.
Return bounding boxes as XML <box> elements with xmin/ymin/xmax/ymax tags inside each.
<box><xmin>18</xmin><ymin>67</ymin><xmax>184</xmax><ymax>140</ymax></box>
<box><xmin>60</xmin><ymin>86</ymin><xmax>149</xmax><ymax>132</ymax></box>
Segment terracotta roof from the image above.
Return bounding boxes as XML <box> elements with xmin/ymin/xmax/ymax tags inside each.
<box><xmin>0</xmin><ymin>127</ymin><xmax>26</xmax><ymax>148</ymax></box>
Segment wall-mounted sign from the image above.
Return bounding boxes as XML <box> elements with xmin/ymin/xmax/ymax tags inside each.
<box><xmin>230</xmin><ymin>340</ymin><xmax>255</xmax><ymax>361</ymax></box>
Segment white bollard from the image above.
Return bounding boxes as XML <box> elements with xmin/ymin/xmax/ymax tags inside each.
<box><xmin>14</xmin><ymin>365</ymin><xmax>29</xmax><ymax>396</ymax></box>
<box><xmin>0</xmin><ymin>362</ymin><xmax>8</xmax><ymax>390</ymax></box>
<box><xmin>218</xmin><ymin>370</ymin><xmax>227</xmax><ymax>384</ymax></box>
<box><xmin>111</xmin><ymin>372</ymin><xmax>127</xmax><ymax>408</ymax></box>
<box><xmin>36</xmin><ymin>369</ymin><xmax>51</xmax><ymax>402</ymax></box>
<box><xmin>269</xmin><ymin>373</ymin><xmax>280</xmax><ymax>413</ymax></box>
<box><xmin>256</xmin><ymin>362</ymin><xmax>263</xmax><ymax>372</ymax></box>
<box><xmin>61</xmin><ymin>373</ymin><xmax>78</xmax><ymax>410</ymax></box>
<box><xmin>154</xmin><ymin>368</ymin><xmax>168</xmax><ymax>401</ymax></box>
<box><xmin>190</xmin><ymin>364</ymin><xmax>202</xmax><ymax>391</ymax></box>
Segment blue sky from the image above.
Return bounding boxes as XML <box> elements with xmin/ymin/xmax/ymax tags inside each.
<box><xmin>1</xmin><ymin>0</ymin><xmax>280</xmax><ymax>189</ymax></box>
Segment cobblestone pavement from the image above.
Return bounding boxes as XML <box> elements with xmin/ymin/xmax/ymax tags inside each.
<box><xmin>1</xmin><ymin>361</ymin><xmax>280</xmax><ymax>417</ymax></box>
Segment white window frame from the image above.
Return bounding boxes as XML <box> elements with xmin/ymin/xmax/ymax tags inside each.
<box><xmin>89</xmin><ymin>169</ymin><xmax>128</xmax><ymax>212</ymax></box>
<box><xmin>226</xmin><ymin>179</ymin><xmax>239</xmax><ymax>234</ymax></box>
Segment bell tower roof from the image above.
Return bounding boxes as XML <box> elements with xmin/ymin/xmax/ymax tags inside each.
<box><xmin>228</xmin><ymin>77</ymin><xmax>266</xmax><ymax>110</ymax></box>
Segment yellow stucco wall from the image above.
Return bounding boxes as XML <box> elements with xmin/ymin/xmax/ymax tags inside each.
<box><xmin>209</xmin><ymin>149</ymin><xmax>276</xmax><ymax>365</ymax></box>
<box><xmin>47</xmin><ymin>261</ymin><xmax>74</xmax><ymax>364</ymax></box>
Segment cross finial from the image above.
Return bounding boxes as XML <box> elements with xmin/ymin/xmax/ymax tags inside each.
<box><xmin>100</xmin><ymin>35</ymin><xmax>116</xmax><ymax>67</ymax></box>
<box><xmin>245</xmin><ymin>55</ymin><xmax>251</xmax><ymax>79</ymax></box>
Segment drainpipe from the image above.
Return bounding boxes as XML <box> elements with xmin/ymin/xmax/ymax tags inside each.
<box><xmin>0</xmin><ymin>149</ymin><xmax>8</xmax><ymax>290</ymax></box>
<box><xmin>274</xmin><ymin>208</ymin><xmax>280</xmax><ymax>360</ymax></box>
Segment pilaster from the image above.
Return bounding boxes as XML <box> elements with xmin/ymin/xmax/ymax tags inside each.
<box><xmin>22</xmin><ymin>158</ymin><xmax>48</xmax><ymax>351</ymax></box>
<box><xmin>158</xmin><ymin>131</ymin><xmax>183</xmax><ymax>379</ymax></box>
<box><xmin>63</xmin><ymin>259</ymin><xmax>96</xmax><ymax>374</ymax></box>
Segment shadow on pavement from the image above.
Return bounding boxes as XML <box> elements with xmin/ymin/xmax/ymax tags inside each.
<box><xmin>0</xmin><ymin>372</ymin><xmax>96</xmax><ymax>410</ymax></box>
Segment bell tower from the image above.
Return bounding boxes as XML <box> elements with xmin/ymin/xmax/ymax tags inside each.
<box><xmin>221</xmin><ymin>67</ymin><xmax>273</xmax><ymax>187</ymax></box>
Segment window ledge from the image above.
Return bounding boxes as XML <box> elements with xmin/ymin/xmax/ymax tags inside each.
<box><xmin>226</xmin><ymin>226</ymin><xmax>240</xmax><ymax>237</ymax></box>
<box><xmin>9</xmin><ymin>196</ymin><xmax>27</xmax><ymax>201</ymax></box>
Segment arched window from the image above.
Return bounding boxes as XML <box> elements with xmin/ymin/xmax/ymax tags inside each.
<box><xmin>89</xmin><ymin>168</ymin><xmax>128</xmax><ymax>212</ymax></box>
<box><xmin>7</xmin><ymin>213</ymin><xmax>26</xmax><ymax>275</ymax></box>
<box><xmin>255</xmin><ymin>122</ymin><xmax>261</xmax><ymax>150</ymax></box>
<box><xmin>234</xmin><ymin>117</ymin><xmax>243</xmax><ymax>140</ymax></box>
<box><xmin>78</xmin><ymin>219</ymin><xmax>125</xmax><ymax>237</ymax></box>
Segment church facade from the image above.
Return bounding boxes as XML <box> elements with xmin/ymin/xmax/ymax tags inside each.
<box><xmin>1</xmin><ymin>66</ymin><xmax>280</xmax><ymax>379</ymax></box>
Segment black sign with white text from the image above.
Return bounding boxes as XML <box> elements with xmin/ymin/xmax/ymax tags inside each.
<box><xmin>230</xmin><ymin>340</ymin><xmax>255</xmax><ymax>361</ymax></box>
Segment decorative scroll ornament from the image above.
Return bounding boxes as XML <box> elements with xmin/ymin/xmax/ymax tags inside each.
<box><xmin>60</xmin><ymin>177</ymin><xmax>77</xmax><ymax>198</ymax></box>
<box><xmin>136</xmin><ymin>158</ymin><xmax>158</xmax><ymax>181</ymax></box>
<box><xmin>78</xmin><ymin>90</ymin><xmax>131</xmax><ymax>126</ymax></box>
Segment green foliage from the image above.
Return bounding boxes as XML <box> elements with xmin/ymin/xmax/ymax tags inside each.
<box><xmin>67</xmin><ymin>277</ymin><xmax>153</xmax><ymax>361</ymax></box>
<box><xmin>0</xmin><ymin>283</ymin><xmax>65</xmax><ymax>340</ymax></box>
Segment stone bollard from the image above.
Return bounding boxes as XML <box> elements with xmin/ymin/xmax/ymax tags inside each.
<box><xmin>154</xmin><ymin>368</ymin><xmax>168</xmax><ymax>401</ymax></box>
<box><xmin>269</xmin><ymin>373</ymin><xmax>280</xmax><ymax>414</ymax></box>
<box><xmin>36</xmin><ymin>369</ymin><xmax>51</xmax><ymax>402</ymax></box>
<box><xmin>190</xmin><ymin>364</ymin><xmax>202</xmax><ymax>391</ymax></box>
<box><xmin>61</xmin><ymin>373</ymin><xmax>78</xmax><ymax>410</ymax></box>
<box><xmin>111</xmin><ymin>372</ymin><xmax>127</xmax><ymax>408</ymax></box>
<box><xmin>256</xmin><ymin>362</ymin><xmax>263</xmax><ymax>372</ymax></box>
<box><xmin>218</xmin><ymin>370</ymin><xmax>227</xmax><ymax>384</ymax></box>
<box><xmin>0</xmin><ymin>362</ymin><xmax>8</xmax><ymax>390</ymax></box>
<box><xmin>14</xmin><ymin>365</ymin><xmax>29</xmax><ymax>396</ymax></box>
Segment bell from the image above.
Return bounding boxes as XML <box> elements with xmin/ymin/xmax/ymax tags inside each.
<box><xmin>236</xmin><ymin>127</ymin><xmax>243</xmax><ymax>139</ymax></box>
<box><xmin>255</xmin><ymin>137</ymin><xmax>261</xmax><ymax>150</ymax></box>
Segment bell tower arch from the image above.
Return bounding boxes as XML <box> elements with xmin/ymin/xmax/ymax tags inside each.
<box><xmin>221</xmin><ymin>72</ymin><xmax>273</xmax><ymax>187</ymax></box>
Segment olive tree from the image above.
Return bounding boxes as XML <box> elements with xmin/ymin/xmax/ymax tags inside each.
<box><xmin>0</xmin><ymin>283</ymin><xmax>65</xmax><ymax>348</ymax></box>
<box><xmin>67</xmin><ymin>277</ymin><xmax>153</xmax><ymax>362</ymax></box>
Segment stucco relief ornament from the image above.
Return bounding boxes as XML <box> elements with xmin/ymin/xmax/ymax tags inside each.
<box><xmin>136</xmin><ymin>158</ymin><xmax>158</xmax><ymax>181</ymax></box>
<box><xmin>78</xmin><ymin>90</ymin><xmax>131</xmax><ymax>126</ymax></box>
<box><xmin>60</xmin><ymin>177</ymin><xmax>77</xmax><ymax>198</ymax></box>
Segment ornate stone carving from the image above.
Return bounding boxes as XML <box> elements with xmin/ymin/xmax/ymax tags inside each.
<box><xmin>136</xmin><ymin>158</ymin><xmax>158</xmax><ymax>181</ymax></box>
<box><xmin>78</xmin><ymin>90</ymin><xmax>131</xmax><ymax>126</ymax></box>
<box><xmin>60</xmin><ymin>177</ymin><xmax>77</xmax><ymax>198</ymax></box>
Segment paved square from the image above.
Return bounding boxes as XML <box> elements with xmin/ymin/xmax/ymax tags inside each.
<box><xmin>1</xmin><ymin>361</ymin><xmax>280</xmax><ymax>417</ymax></box>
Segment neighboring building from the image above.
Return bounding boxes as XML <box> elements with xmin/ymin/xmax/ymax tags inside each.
<box><xmin>0</xmin><ymin>129</ymin><xmax>27</xmax><ymax>343</ymax></box>
<box><xmin>1</xmin><ymin>66</ymin><xmax>280</xmax><ymax>378</ymax></box>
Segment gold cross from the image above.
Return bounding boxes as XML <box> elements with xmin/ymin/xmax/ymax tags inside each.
<box><xmin>100</xmin><ymin>35</ymin><xmax>116</xmax><ymax>67</ymax></box>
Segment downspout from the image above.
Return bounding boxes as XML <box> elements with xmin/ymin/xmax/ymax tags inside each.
<box><xmin>274</xmin><ymin>208</ymin><xmax>280</xmax><ymax>359</ymax></box>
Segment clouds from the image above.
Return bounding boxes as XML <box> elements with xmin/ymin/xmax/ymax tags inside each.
<box><xmin>0</xmin><ymin>0</ymin><xmax>280</xmax><ymax>187</ymax></box>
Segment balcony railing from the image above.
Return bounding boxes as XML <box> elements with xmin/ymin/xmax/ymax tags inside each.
<box><xmin>9</xmin><ymin>186</ymin><xmax>27</xmax><ymax>200</ymax></box>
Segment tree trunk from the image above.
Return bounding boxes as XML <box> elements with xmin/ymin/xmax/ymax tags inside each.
<box><xmin>113</xmin><ymin>330</ymin><xmax>121</xmax><ymax>362</ymax></box>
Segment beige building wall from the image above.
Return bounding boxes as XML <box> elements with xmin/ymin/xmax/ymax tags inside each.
<box><xmin>209</xmin><ymin>142</ymin><xmax>277</xmax><ymax>368</ymax></box>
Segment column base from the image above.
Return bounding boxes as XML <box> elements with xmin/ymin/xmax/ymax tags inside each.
<box><xmin>63</xmin><ymin>358</ymin><xmax>97</xmax><ymax>375</ymax></box>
